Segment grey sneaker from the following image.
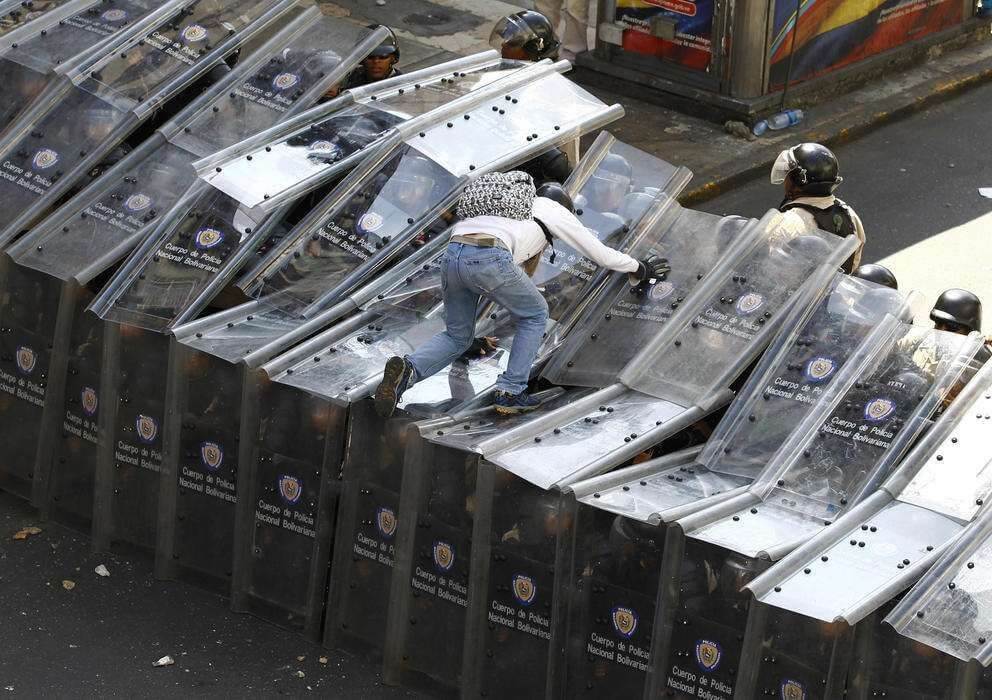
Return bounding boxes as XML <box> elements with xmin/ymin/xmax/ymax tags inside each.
<box><xmin>374</xmin><ymin>356</ymin><xmax>416</xmax><ymax>418</ymax></box>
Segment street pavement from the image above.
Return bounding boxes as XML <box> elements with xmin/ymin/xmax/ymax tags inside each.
<box><xmin>698</xmin><ymin>78</ymin><xmax>992</xmax><ymax>324</ymax></box>
<box><xmin>0</xmin><ymin>491</ymin><xmax>427</xmax><ymax>698</ymax></box>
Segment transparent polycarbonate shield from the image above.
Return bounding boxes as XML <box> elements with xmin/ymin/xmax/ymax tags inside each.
<box><xmin>104</xmin><ymin>325</ymin><xmax>170</xmax><ymax>549</ymax></box>
<box><xmin>576</xmin><ymin>459</ymin><xmax>749</xmax><ymax>524</ymax></box>
<box><xmin>532</xmin><ymin>136</ymin><xmax>686</xmax><ymax>329</ymax></box>
<box><xmin>9</xmin><ymin>140</ymin><xmax>195</xmax><ymax>282</ymax></box>
<box><xmin>167</xmin><ymin>13</ymin><xmax>377</xmax><ymax>157</ymax></box>
<box><xmin>324</xmin><ymin>400</ymin><xmax>413</xmax><ymax>653</ymax></box>
<box><xmin>0</xmin><ymin>260</ymin><xmax>63</xmax><ymax>498</ymax></box>
<box><xmin>197</xmin><ymin>57</ymin><xmax>522</xmax><ymax>208</ymax></box>
<box><xmin>471</xmin><ymin>471</ymin><xmax>565</xmax><ymax>697</ymax></box>
<box><xmin>484</xmin><ymin>390</ymin><xmax>687</xmax><ymax>490</ymax></box>
<box><xmin>388</xmin><ymin>442</ymin><xmax>477</xmax><ymax>691</ymax></box>
<box><xmin>658</xmin><ymin>538</ymin><xmax>772</xmax><ymax>698</ymax></box>
<box><xmin>887</xmin><ymin>507</ymin><xmax>992</xmax><ymax>664</ymax></box>
<box><xmin>236</xmin><ymin>378</ymin><xmax>346</xmax><ymax>635</ymax></box>
<box><xmin>620</xmin><ymin>218</ymin><xmax>857</xmax><ymax>406</ymax></box>
<box><xmin>77</xmin><ymin>0</ymin><xmax>284</xmax><ymax>115</ymax></box>
<box><xmin>699</xmin><ymin>275</ymin><xmax>910</xmax><ymax>481</ymax></box>
<box><xmin>557</xmin><ymin>504</ymin><xmax>664</xmax><ymax>698</ymax></box>
<box><xmin>247</xmin><ymin>141</ymin><xmax>462</xmax><ymax>313</ymax></box>
<box><xmin>0</xmin><ymin>87</ymin><xmax>131</xmax><ymax>227</ymax></box>
<box><xmin>426</xmin><ymin>388</ymin><xmax>590</xmax><ymax>453</ymax></box>
<box><xmin>0</xmin><ymin>0</ymin><xmax>70</xmax><ymax>37</ymax></box>
<box><xmin>851</xmin><ymin>604</ymin><xmax>967</xmax><ymax>700</ymax></box>
<box><xmin>894</xmin><ymin>362</ymin><xmax>992</xmax><ymax>523</ymax></box>
<box><xmin>742</xmin><ymin>607</ymin><xmax>854</xmax><ymax>700</ymax></box>
<box><xmin>89</xmin><ymin>183</ymin><xmax>270</xmax><ymax>331</ymax></box>
<box><xmin>751</xmin><ymin>326</ymin><xmax>979</xmax><ymax>520</ymax></box>
<box><xmin>541</xmin><ymin>205</ymin><xmax>751</xmax><ymax>389</ymax></box>
<box><xmin>0</xmin><ymin>0</ymin><xmax>162</xmax><ymax>74</ymax></box>
<box><xmin>178</xmin><ymin>304</ymin><xmax>306</xmax><ymax>362</ymax></box>
<box><xmin>164</xmin><ymin>347</ymin><xmax>242</xmax><ymax>588</ymax></box>
<box><xmin>204</xmin><ymin>102</ymin><xmax>404</xmax><ymax>208</ymax></box>
<box><xmin>45</xmin><ymin>300</ymin><xmax>102</xmax><ymax>530</ymax></box>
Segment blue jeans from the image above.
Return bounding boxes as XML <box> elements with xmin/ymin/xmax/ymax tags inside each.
<box><xmin>407</xmin><ymin>242</ymin><xmax>548</xmax><ymax>395</ymax></box>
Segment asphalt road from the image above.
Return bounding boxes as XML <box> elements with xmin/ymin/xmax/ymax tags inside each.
<box><xmin>698</xmin><ymin>79</ymin><xmax>992</xmax><ymax>286</ymax></box>
<box><xmin>0</xmin><ymin>491</ymin><xmax>427</xmax><ymax>699</ymax></box>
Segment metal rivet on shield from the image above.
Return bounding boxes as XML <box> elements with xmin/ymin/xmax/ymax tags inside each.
<box><xmin>968</xmin><ymin>562</ymin><xmax>976</xmax><ymax>569</ymax></box>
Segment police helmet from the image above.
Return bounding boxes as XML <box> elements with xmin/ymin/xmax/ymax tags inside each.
<box><xmin>489</xmin><ymin>10</ymin><xmax>560</xmax><ymax>61</ymax></box>
<box><xmin>852</xmin><ymin>263</ymin><xmax>898</xmax><ymax>290</ymax></box>
<box><xmin>931</xmin><ymin>289</ymin><xmax>982</xmax><ymax>334</ymax></box>
<box><xmin>301</xmin><ymin>49</ymin><xmax>342</xmax><ymax>81</ymax></box>
<box><xmin>366</xmin><ymin>24</ymin><xmax>399</xmax><ymax>60</ymax></box>
<box><xmin>771</xmin><ymin>143</ymin><xmax>843</xmax><ymax>196</ymax></box>
<box><xmin>536</xmin><ymin>181</ymin><xmax>574</xmax><ymax>212</ymax></box>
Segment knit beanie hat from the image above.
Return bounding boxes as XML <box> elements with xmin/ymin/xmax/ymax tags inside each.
<box><xmin>456</xmin><ymin>170</ymin><xmax>536</xmax><ymax>221</ymax></box>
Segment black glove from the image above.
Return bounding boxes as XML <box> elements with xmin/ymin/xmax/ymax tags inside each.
<box><xmin>632</xmin><ymin>255</ymin><xmax>671</xmax><ymax>285</ymax></box>
<box><xmin>461</xmin><ymin>337</ymin><xmax>499</xmax><ymax>360</ymax></box>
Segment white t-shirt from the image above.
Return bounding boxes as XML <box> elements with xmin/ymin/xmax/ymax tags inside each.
<box><xmin>449</xmin><ymin>197</ymin><xmax>640</xmax><ymax>273</ymax></box>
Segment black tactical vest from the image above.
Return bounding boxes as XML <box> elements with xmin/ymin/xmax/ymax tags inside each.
<box><xmin>781</xmin><ymin>198</ymin><xmax>858</xmax><ymax>272</ymax></box>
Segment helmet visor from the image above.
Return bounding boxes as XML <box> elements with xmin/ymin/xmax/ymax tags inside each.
<box><xmin>770</xmin><ymin>148</ymin><xmax>797</xmax><ymax>185</ymax></box>
<box><xmin>489</xmin><ymin>15</ymin><xmax>539</xmax><ymax>51</ymax></box>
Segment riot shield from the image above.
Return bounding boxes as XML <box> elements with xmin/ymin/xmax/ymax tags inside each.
<box><xmin>44</xmin><ymin>301</ymin><xmax>104</xmax><ymax>530</ymax></box>
<box><xmin>164</xmin><ymin>12</ymin><xmax>384</xmax><ymax>158</ymax></box>
<box><xmin>847</xmin><ymin>602</ymin><xmax>977</xmax><ymax>699</ymax></box>
<box><xmin>699</xmin><ymin>274</ymin><xmax>912</xmax><ymax>482</ymax></box>
<box><xmin>647</xmin><ymin>321</ymin><xmax>981</xmax><ymax>700</ymax></box>
<box><xmin>0</xmin><ymin>0</ymin><xmax>70</xmax><ymax>37</ymax></box>
<box><xmin>0</xmin><ymin>0</ymin><xmax>174</xmax><ymax>132</ymax></box>
<box><xmin>541</xmin><ymin>204</ymin><xmax>748</xmax><ymax>388</ymax></box>
<box><xmin>196</xmin><ymin>52</ymin><xmax>526</xmax><ymax>210</ymax></box>
<box><xmin>0</xmin><ymin>255</ymin><xmax>64</xmax><ymax>498</ymax></box>
<box><xmin>0</xmin><ymin>0</ymin><xmax>299</xmax><ymax>244</ymax></box>
<box><xmin>618</xmin><ymin>212</ymin><xmax>860</xmax><ymax>406</ymax></box>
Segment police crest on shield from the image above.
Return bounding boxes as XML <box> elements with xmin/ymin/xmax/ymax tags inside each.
<box><xmin>200</xmin><ymin>441</ymin><xmax>223</xmax><ymax>472</ymax></box>
<box><xmin>433</xmin><ymin>540</ymin><xmax>454</xmax><ymax>572</ymax></box>
<box><xmin>15</xmin><ymin>346</ymin><xmax>36</xmax><ymax>375</ymax></box>
<box><xmin>611</xmin><ymin>606</ymin><xmax>638</xmax><ymax>639</ymax></box>
<box><xmin>780</xmin><ymin>678</ymin><xmax>806</xmax><ymax>700</ymax></box>
<box><xmin>32</xmin><ymin>149</ymin><xmax>59</xmax><ymax>171</ymax></box>
<box><xmin>273</xmin><ymin>72</ymin><xmax>300</xmax><ymax>91</ymax></box>
<box><xmin>278</xmin><ymin>475</ymin><xmax>302</xmax><ymax>505</ymax></box>
<box><xmin>124</xmin><ymin>193</ymin><xmax>152</xmax><ymax>213</ymax></box>
<box><xmin>864</xmin><ymin>397</ymin><xmax>896</xmax><ymax>422</ymax></box>
<box><xmin>736</xmin><ymin>292</ymin><xmax>765</xmax><ymax>315</ymax></box>
<box><xmin>695</xmin><ymin>639</ymin><xmax>722</xmax><ymax>672</ymax></box>
<box><xmin>804</xmin><ymin>356</ymin><xmax>836</xmax><ymax>382</ymax></box>
<box><xmin>376</xmin><ymin>506</ymin><xmax>397</xmax><ymax>539</ymax></box>
<box><xmin>195</xmin><ymin>228</ymin><xmax>224</xmax><ymax>250</ymax></box>
<box><xmin>136</xmin><ymin>414</ymin><xmax>158</xmax><ymax>443</ymax></box>
<box><xmin>512</xmin><ymin>574</ymin><xmax>536</xmax><ymax>606</ymax></box>
<box><xmin>81</xmin><ymin>387</ymin><xmax>98</xmax><ymax>417</ymax></box>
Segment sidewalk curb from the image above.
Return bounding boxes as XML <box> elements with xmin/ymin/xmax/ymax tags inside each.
<box><xmin>679</xmin><ymin>57</ymin><xmax>992</xmax><ymax>206</ymax></box>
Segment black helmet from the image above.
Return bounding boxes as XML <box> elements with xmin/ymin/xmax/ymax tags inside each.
<box><xmin>366</xmin><ymin>24</ymin><xmax>399</xmax><ymax>60</ymax></box>
<box><xmin>536</xmin><ymin>182</ymin><xmax>574</xmax><ymax>212</ymax></box>
<box><xmin>489</xmin><ymin>10</ymin><xmax>560</xmax><ymax>61</ymax></box>
<box><xmin>931</xmin><ymin>289</ymin><xmax>982</xmax><ymax>334</ymax></box>
<box><xmin>852</xmin><ymin>263</ymin><xmax>898</xmax><ymax>290</ymax></box>
<box><xmin>771</xmin><ymin>143</ymin><xmax>842</xmax><ymax>196</ymax></box>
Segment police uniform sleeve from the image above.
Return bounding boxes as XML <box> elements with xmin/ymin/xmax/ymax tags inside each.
<box><xmin>533</xmin><ymin>197</ymin><xmax>638</xmax><ymax>273</ymax></box>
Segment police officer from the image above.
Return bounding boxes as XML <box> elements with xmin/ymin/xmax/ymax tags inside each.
<box><xmin>489</xmin><ymin>10</ymin><xmax>561</xmax><ymax>61</ymax></box>
<box><xmin>489</xmin><ymin>10</ymin><xmax>571</xmax><ymax>186</ymax></box>
<box><xmin>770</xmin><ymin>143</ymin><xmax>865</xmax><ymax>272</ymax></box>
<box><xmin>577</xmin><ymin>153</ymin><xmax>635</xmax><ymax>243</ymax></box>
<box><xmin>931</xmin><ymin>289</ymin><xmax>990</xmax><ymax>363</ymax></box>
<box><xmin>346</xmin><ymin>25</ymin><xmax>401</xmax><ymax>88</ymax></box>
<box><xmin>852</xmin><ymin>263</ymin><xmax>898</xmax><ymax>290</ymax></box>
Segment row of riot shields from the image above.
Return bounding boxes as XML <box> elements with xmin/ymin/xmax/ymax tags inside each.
<box><xmin>719</xmin><ymin>356</ymin><xmax>992</xmax><ymax>699</ymax></box>
<box><xmin>360</xmin><ymin>206</ymin><xmax>858</xmax><ymax>696</ymax></box>
<box><xmin>0</xmin><ymin>0</ymin><xmax>302</xmax><ymax>247</ymax></box>
<box><xmin>86</xmin><ymin>59</ymin><xmax>601</xmax><ymax>556</ymax></box>
<box><xmin>0</xmin><ymin>0</ymin><xmax>182</xmax><ymax>135</ymax></box>
<box><xmin>143</xmin><ymin>77</ymin><xmax>624</xmax><ymax>639</ymax></box>
<box><xmin>0</xmin><ymin>10</ymin><xmax>388</xmax><ymax>519</ymax></box>
<box><xmin>640</xmin><ymin>319</ymin><xmax>983</xmax><ymax>700</ymax></box>
<box><xmin>550</xmin><ymin>272</ymin><xmax>915</xmax><ymax>698</ymax></box>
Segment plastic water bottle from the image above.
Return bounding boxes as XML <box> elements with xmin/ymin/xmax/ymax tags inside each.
<box><xmin>752</xmin><ymin>108</ymin><xmax>804</xmax><ymax>136</ymax></box>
